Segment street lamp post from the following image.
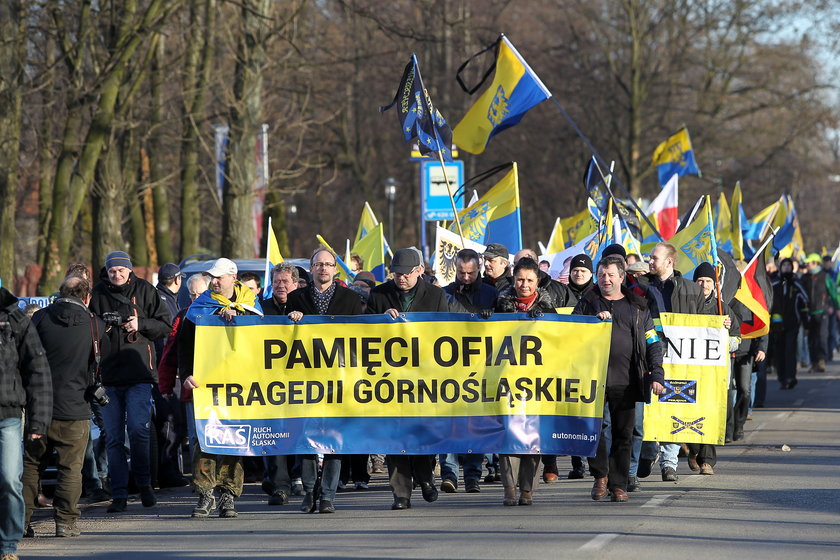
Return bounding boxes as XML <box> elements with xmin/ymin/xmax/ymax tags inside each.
<box><xmin>384</xmin><ymin>177</ymin><xmax>399</xmax><ymax>245</ymax></box>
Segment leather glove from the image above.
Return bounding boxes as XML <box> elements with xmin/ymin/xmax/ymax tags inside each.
<box><xmin>528</xmin><ymin>307</ymin><xmax>543</xmax><ymax>319</ymax></box>
<box><xmin>479</xmin><ymin>308</ymin><xmax>493</xmax><ymax>320</ymax></box>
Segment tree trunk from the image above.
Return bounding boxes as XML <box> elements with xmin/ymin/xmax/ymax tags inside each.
<box><xmin>180</xmin><ymin>0</ymin><xmax>217</xmax><ymax>258</ymax></box>
<box><xmin>91</xmin><ymin>141</ymin><xmax>127</xmax><ymax>270</ymax></box>
<box><xmin>149</xmin><ymin>33</ymin><xmax>172</xmax><ymax>264</ymax></box>
<box><xmin>0</xmin><ymin>0</ymin><xmax>25</xmax><ymax>285</ymax></box>
<box><xmin>221</xmin><ymin>0</ymin><xmax>272</xmax><ymax>258</ymax></box>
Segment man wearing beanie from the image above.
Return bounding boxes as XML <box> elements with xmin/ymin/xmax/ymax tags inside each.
<box><xmin>567</xmin><ymin>254</ymin><xmax>594</xmax><ymax>306</ymax></box>
<box><xmin>89</xmin><ymin>251</ymin><xmax>172</xmax><ymax>513</ymax></box>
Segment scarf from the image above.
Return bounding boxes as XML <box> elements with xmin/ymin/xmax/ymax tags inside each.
<box><xmin>186</xmin><ymin>281</ymin><xmax>263</xmax><ymax>321</ymax></box>
<box><xmin>514</xmin><ymin>291</ymin><xmax>538</xmax><ymax>312</ymax></box>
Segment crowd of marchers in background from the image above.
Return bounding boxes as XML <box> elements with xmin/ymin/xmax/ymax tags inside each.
<box><xmin>2</xmin><ymin>242</ymin><xmax>837</xmax><ymax>560</ymax></box>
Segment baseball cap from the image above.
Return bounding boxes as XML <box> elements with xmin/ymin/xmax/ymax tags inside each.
<box><xmin>205</xmin><ymin>258</ymin><xmax>238</xmax><ymax>277</ymax></box>
<box><xmin>158</xmin><ymin>263</ymin><xmax>183</xmax><ymax>281</ymax></box>
<box><xmin>390</xmin><ymin>249</ymin><xmax>421</xmax><ymax>274</ymax></box>
<box><xmin>483</xmin><ymin>243</ymin><xmax>509</xmax><ymax>261</ymax></box>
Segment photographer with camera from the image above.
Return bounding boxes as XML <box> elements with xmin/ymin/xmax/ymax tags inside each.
<box><xmin>89</xmin><ymin>251</ymin><xmax>172</xmax><ymax>514</ymax></box>
<box><xmin>23</xmin><ymin>276</ymin><xmax>110</xmax><ymax>538</ymax></box>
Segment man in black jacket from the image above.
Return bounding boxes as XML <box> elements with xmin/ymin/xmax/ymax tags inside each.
<box><xmin>24</xmin><ymin>277</ymin><xmax>109</xmax><ymax>538</ymax></box>
<box><xmin>0</xmin><ymin>286</ymin><xmax>52</xmax><ymax>560</ymax></box>
<box><xmin>89</xmin><ymin>251</ymin><xmax>172</xmax><ymax>513</ymax></box>
<box><xmin>366</xmin><ymin>248</ymin><xmax>449</xmax><ymax>510</ymax></box>
<box><xmin>482</xmin><ymin>243</ymin><xmax>513</xmax><ymax>293</ymax></box>
<box><xmin>287</xmin><ymin>249</ymin><xmax>363</xmax><ymax>514</ymax></box>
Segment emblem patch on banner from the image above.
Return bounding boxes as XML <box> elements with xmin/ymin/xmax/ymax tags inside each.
<box><xmin>658</xmin><ymin>380</ymin><xmax>697</xmax><ymax>404</ymax></box>
<box><xmin>670</xmin><ymin>416</ymin><xmax>705</xmax><ymax>436</ymax></box>
<box><xmin>204</xmin><ymin>423</ymin><xmax>252</xmax><ymax>450</ymax></box>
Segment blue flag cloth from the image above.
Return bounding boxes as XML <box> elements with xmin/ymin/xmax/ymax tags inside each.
<box><xmin>652</xmin><ymin>127</ymin><xmax>701</xmax><ymax>187</ymax></box>
<box><xmin>583</xmin><ymin>158</ymin><xmax>610</xmax><ymax>215</ymax></box>
<box><xmin>380</xmin><ymin>55</ymin><xmax>452</xmax><ymax>162</ymax></box>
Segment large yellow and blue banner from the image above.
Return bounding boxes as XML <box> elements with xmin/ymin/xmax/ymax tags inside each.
<box><xmin>643</xmin><ymin>313</ymin><xmax>729</xmax><ymax>445</ymax></box>
<box><xmin>192</xmin><ymin>313</ymin><xmax>611</xmax><ymax>456</ymax></box>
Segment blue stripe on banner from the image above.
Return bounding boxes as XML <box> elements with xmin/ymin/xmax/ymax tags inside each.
<box><xmin>192</xmin><ymin>311</ymin><xmax>605</xmax><ymax>327</ymax></box>
<box><xmin>196</xmin><ymin>415</ymin><xmax>602</xmax><ymax>457</ymax></box>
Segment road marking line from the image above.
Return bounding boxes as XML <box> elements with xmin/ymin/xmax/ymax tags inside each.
<box><xmin>641</xmin><ymin>494</ymin><xmax>673</xmax><ymax>508</ymax></box>
<box><xmin>774</xmin><ymin>412</ymin><xmax>786</xmax><ymax>419</ymax></box>
<box><xmin>579</xmin><ymin>533</ymin><xmax>620</xmax><ymax>550</ymax></box>
<box><xmin>793</xmin><ymin>398</ymin><xmax>804</xmax><ymax>407</ymax></box>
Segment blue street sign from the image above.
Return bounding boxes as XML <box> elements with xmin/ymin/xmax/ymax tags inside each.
<box><xmin>420</xmin><ymin>160</ymin><xmax>465</xmax><ymax>221</ymax></box>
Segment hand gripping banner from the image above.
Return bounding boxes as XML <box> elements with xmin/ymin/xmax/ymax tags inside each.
<box><xmin>642</xmin><ymin>313</ymin><xmax>729</xmax><ymax>444</ymax></box>
<box><xmin>191</xmin><ymin>313</ymin><xmax>611</xmax><ymax>456</ymax></box>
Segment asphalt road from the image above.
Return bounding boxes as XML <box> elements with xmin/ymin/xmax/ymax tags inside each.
<box><xmin>20</xmin><ymin>366</ymin><xmax>840</xmax><ymax>560</ymax></box>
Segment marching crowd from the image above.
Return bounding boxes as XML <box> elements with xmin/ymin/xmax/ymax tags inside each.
<box><xmin>1</xmin><ymin>242</ymin><xmax>837</xmax><ymax>560</ymax></box>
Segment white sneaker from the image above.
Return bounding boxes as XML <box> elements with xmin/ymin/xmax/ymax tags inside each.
<box><xmin>355</xmin><ymin>481</ymin><xmax>369</xmax><ymax>490</ymax></box>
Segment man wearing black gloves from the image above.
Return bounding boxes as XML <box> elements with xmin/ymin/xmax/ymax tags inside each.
<box><xmin>367</xmin><ymin>248</ymin><xmax>449</xmax><ymax>510</ymax></box>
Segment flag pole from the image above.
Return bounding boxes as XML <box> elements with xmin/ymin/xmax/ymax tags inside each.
<box><xmin>744</xmin><ymin>227</ymin><xmax>779</xmax><ymax>274</ymax></box>
<box><xmin>591</xmin><ymin>156</ymin><xmax>665</xmax><ymax>243</ymax></box>
<box><xmin>263</xmin><ymin>216</ymin><xmax>272</xmax><ymax>288</ymax></box>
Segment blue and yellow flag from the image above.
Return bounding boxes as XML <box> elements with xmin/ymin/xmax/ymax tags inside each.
<box><xmin>715</xmin><ymin>192</ymin><xmax>733</xmax><ymax>254</ymax></box>
<box><xmin>380</xmin><ymin>54</ymin><xmax>452</xmax><ymax>161</ymax></box>
<box><xmin>316</xmin><ymin>235</ymin><xmax>355</xmax><ymax>282</ymax></box>
<box><xmin>561</xmin><ymin>208</ymin><xmax>597</xmax><ymax>247</ymax></box>
<box><xmin>451</xmin><ymin>162</ymin><xmax>523</xmax><ymax>252</ymax></box>
<box><xmin>262</xmin><ymin>217</ymin><xmax>284</xmax><ymax>299</ymax></box>
<box><xmin>651</xmin><ymin>127</ymin><xmax>700</xmax><ymax>186</ymax></box>
<box><xmin>669</xmin><ymin>195</ymin><xmax>718</xmax><ymax>279</ymax></box>
<box><xmin>453</xmin><ymin>35</ymin><xmax>551</xmax><ymax>155</ymax></box>
<box><xmin>730</xmin><ymin>182</ymin><xmax>745</xmax><ymax>260</ymax></box>
<box><xmin>743</xmin><ymin>201</ymin><xmax>779</xmax><ymax>241</ymax></box>
<box><xmin>354</xmin><ymin>202</ymin><xmax>391</xmax><ymax>260</ymax></box>
<box><xmin>351</xmin><ymin>222</ymin><xmax>386</xmax><ymax>282</ymax></box>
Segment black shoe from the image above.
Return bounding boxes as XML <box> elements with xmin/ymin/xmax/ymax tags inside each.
<box><xmin>300</xmin><ymin>492</ymin><xmax>316</xmax><ymax>513</ymax></box>
<box><xmin>440</xmin><ymin>479</ymin><xmax>457</xmax><ymax>493</ymax></box>
<box><xmin>734</xmin><ymin>431</ymin><xmax>744</xmax><ymax>441</ymax></box>
<box><xmin>107</xmin><ymin>498</ymin><xmax>127</xmax><ymax>513</ymax></box>
<box><xmin>420</xmin><ymin>482</ymin><xmax>438</xmax><ymax>503</ymax></box>
<box><xmin>191</xmin><ymin>491</ymin><xmax>216</xmax><ymax>518</ymax></box>
<box><xmin>637</xmin><ymin>458</ymin><xmax>653</xmax><ymax>479</ymax></box>
<box><xmin>567</xmin><ymin>468</ymin><xmax>585</xmax><ymax>480</ymax></box>
<box><xmin>391</xmin><ymin>497</ymin><xmax>411</xmax><ymax>510</ymax></box>
<box><xmin>788</xmin><ymin>379</ymin><xmax>798</xmax><ymax>389</ymax></box>
<box><xmin>84</xmin><ymin>488</ymin><xmax>111</xmax><ymax>504</ymax></box>
<box><xmin>465</xmin><ymin>480</ymin><xmax>481</xmax><ymax>493</ymax></box>
<box><xmin>55</xmin><ymin>523</ymin><xmax>81</xmax><ymax>537</ymax></box>
<box><xmin>484</xmin><ymin>473</ymin><xmax>495</xmax><ymax>483</ymax></box>
<box><xmin>218</xmin><ymin>491</ymin><xmax>237</xmax><ymax>518</ymax></box>
<box><xmin>627</xmin><ymin>476</ymin><xmax>641</xmax><ymax>492</ymax></box>
<box><xmin>319</xmin><ymin>499</ymin><xmax>336</xmax><ymax>514</ymax></box>
<box><xmin>661</xmin><ymin>467</ymin><xmax>678</xmax><ymax>482</ymax></box>
<box><xmin>268</xmin><ymin>490</ymin><xmax>289</xmax><ymax>506</ymax></box>
<box><xmin>24</xmin><ymin>524</ymin><xmax>34</xmax><ymax>538</ymax></box>
<box><xmin>140</xmin><ymin>486</ymin><xmax>156</xmax><ymax>507</ymax></box>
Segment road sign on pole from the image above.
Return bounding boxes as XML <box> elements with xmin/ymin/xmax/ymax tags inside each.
<box><xmin>420</xmin><ymin>160</ymin><xmax>465</xmax><ymax>221</ymax></box>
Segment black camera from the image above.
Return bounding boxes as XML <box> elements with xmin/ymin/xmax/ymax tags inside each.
<box><xmin>85</xmin><ymin>383</ymin><xmax>109</xmax><ymax>406</ymax></box>
<box><xmin>101</xmin><ymin>311</ymin><xmax>125</xmax><ymax>327</ymax></box>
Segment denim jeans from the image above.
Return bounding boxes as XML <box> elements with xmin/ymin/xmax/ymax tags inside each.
<box><xmin>0</xmin><ymin>415</ymin><xmax>24</xmax><ymax>555</ymax></box>
<box><xmin>629</xmin><ymin>402</ymin><xmax>658</xmax><ymax>477</ymax></box>
<box><xmin>102</xmin><ymin>384</ymin><xmax>153</xmax><ymax>499</ymax></box>
<box><xmin>302</xmin><ymin>455</ymin><xmax>341</xmax><ymax>502</ymax></box>
<box><xmin>659</xmin><ymin>443</ymin><xmax>680</xmax><ymax>470</ymax></box>
<box><xmin>439</xmin><ymin>453</ymin><xmax>484</xmax><ymax>484</ymax></box>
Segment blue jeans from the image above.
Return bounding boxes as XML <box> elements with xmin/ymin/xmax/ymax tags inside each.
<box><xmin>659</xmin><ymin>443</ymin><xmax>680</xmax><ymax>470</ymax></box>
<box><xmin>439</xmin><ymin>453</ymin><xmax>484</xmax><ymax>484</ymax></box>
<box><xmin>0</xmin><ymin>416</ymin><xmax>24</xmax><ymax>555</ymax></box>
<box><xmin>629</xmin><ymin>402</ymin><xmax>658</xmax><ymax>477</ymax></box>
<box><xmin>102</xmin><ymin>384</ymin><xmax>153</xmax><ymax>499</ymax></box>
<box><xmin>302</xmin><ymin>455</ymin><xmax>341</xmax><ymax>502</ymax></box>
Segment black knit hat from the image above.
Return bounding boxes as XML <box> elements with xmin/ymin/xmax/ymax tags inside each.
<box><xmin>602</xmin><ymin>244</ymin><xmax>626</xmax><ymax>259</ymax></box>
<box><xmin>693</xmin><ymin>262</ymin><xmax>716</xmax><ymax>281</ymax></box>
<box><xmin>569</xmin><ymin>253</ymin><xmax>593</xmax><ymax>272</ymax></box>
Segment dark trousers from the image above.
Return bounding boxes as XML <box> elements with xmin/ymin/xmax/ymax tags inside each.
<box><xmin>339</xmin><ymin>455</ymin><xmax>370</xmax><ymax>484</ymax></box>
<box><xmin>151</xmin><ymin>388</ymin><xmax>186</xmax><ymax>486</ymax></box>
<box><xmin>687</xmin><ymin>443</ymin><xmax>717</xmax><ymax>467</ymax></box>
<box><xmin>387</xmin><ymin>455</ymin><xmax>435</xmax><ymax>500</ymax></box>
<box><xmin>773</xmin><ymin>328</ymin><xmax>798</xmax><ymax>384</ymax></box>
<box><xmin>22</xmin><ymin>419</ymin><xmax>89</xmax><ymax>526</ymax></box>
<box><xmin>541</xmin><ymin>455</ymin><xmax>558</xmax><ymax>475</ymax></box>
<box><xmin>587</xmin><ymin>385</ymin><xmax>636</xmax><ymax>491</ymax></box>
<box><xmin>808</xmin><ymin>314</ymin><xmax>828</xmax><ymax>364</ymax></box>
<box><xmin>732</xmin><ymin>355</ymin><xmax>754</xmax><ymax>435</ymax></box>
<box><xmin>262</xmin><ymin>455</ymin><xmax>295</xmax><ymax>496</ymax></box>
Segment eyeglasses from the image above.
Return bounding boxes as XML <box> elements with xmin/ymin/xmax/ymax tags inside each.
<box><xmin>312</xmin><ymin>262</ymin><xmax>336</xmax><ymax>269</ymax></box>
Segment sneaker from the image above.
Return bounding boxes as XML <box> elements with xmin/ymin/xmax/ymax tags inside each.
<box><xmin>107</xmin><ymin>498</ymin><xmax>127</xmax><ymax>513</ymax></box>
<box><xmin>291</xmin><ymin>482</ymin><xmax>305</xmax><ymax>496</ymax></box>
<box><xmin>140</xmin><ymin>486</ymin><xmax>156</xmax><ymax>507</ymax></box>
<box><xmin>371</xmin><ymin>460</ymin><xmax>385</xmax><ymax>474</ymax></box>
<box><xmin>55</xmin><ymin>523</ymin><xmax>81</xmax><ymax>537</ymax></box>
<box><xmin>440</xmin><ymin>479</ymin><xmax>457</xmax><ymax>493</ymax></box>
<box><xmin>465</xmin><ymin>480</ymin><xmax>480</xmax><ymax>493</ymax></box>
<box><xmin>319</xmin><ymin>499</ymin><xmax>336</xmax><ymax>514</ymax></box>
<box><xmin>699</xmin><ymin>463</ymin><xmax>715</xmax><ymax>475</ymax></box>
<box><xmin>191</xmin><ymin>491</ymin><xmax>216</xmax><ymax>518</ymax></box>
<box><xmin>337</xmin><ymin>481</ymin><xmax>347</xmax><ymax>490</ymax></box>
<box><xmin>268</xmin><ymin>490</ymin><xmax>289</xmax><ymax>506</ymax></box>
<box><xmin>218</xmin><ymin>491</ymin><xmax>237</xmax><ymax>518</ymax></box>
<box><xmin>355</xmin><ymin>481</ymin><xmax>369</xmax><ymax>490</ymax></box>
<box><xmin>627</xmin><ymin>476</ymin><xmax>641</xmax><ymax>492</ymax></box>
<box><xmin>661</xmin><ymin>467</ymin><xmax>678</xmax><ymax>482</ymax></box>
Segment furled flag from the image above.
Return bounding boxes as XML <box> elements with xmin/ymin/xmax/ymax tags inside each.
<box><xmin>715</xmin><ymin>192</ymin><xmax>733</xmax><ymax>254</ymax></box>
<box><xmin>734</xmin><ymin>250</ymin><xmax>772</xmax><ymax>339</ymax></box>
<box><xmin>651</xmin><ymin>127</ymin><xmax>701</xmax><ymax>187</ymax></box>
<box><xmin>669</xmin><ymin>195</ymin><xmax>718</xmax><ymax>280</ymax></box>
<box><xmin>316</xmin><ymin>234</ymin><xmax>356</xmax><ymax>282</ymax></box>
<box><xmin>355</xmin><ymin>201</ymin><xmax>392</xmax><ymax>258</ymax></box>
<box><xmin>453</xmin><ymin>34</ymin><xmax>551</xmax><ymax>154</ymax></box>
<box><xmin>730</xmin><ymin>182</ymin><xmax>746</xmax><ymax>260</ymax></box>
<box><xmin>645</xmin><ymin>173</ymin><xmax>679</xmax><ymax>240</ymax></box>
<box><xmin>450</xmin><ymin>162</ymin><xmax>523</xmax><ymax>253</ymax></box>
<box><xmin>544</xmin><ymin>218</ymin><xmax>566</xmax><ymax>254</ymax></box>
<box><xmin>583</xmin><ymin>157</ymin><xmax>611</xmax><ymax>215</ymax></box>
<box><xmin>770</xmin><ymin>195</ymin><xmax>797</xmax><ymax>254</ymax></box>
<box><xmin>434</xmin><ymin>225</ymin><xmax>487</xmax><ymax>286</ymax></box>
<box><xmin>561</xmin><ymin>208</ymin><xmax>597</xmax><ymax>246</ymax></box>
<box><xmin>380</xmin><ymin>54</ymin><xmax>452</xmax><ymax>161</ymax></box>
<box><xmin>261</xmin><ymin>217</ymin><xmax>284</xmax><ymax>299</ymax></box>
<box><xmin>352</xmin><ymin>222</ymin><xmax>387</xmax><ymax>282</ymax></box>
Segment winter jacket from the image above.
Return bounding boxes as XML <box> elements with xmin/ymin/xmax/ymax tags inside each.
<box><xmin>573</xmin><ymin>285</ymin><xmax>665</xmax><ymax>403</ymax></box>
<box><xmin>286</xmin><ymin>284</ymin><xmax>363</xmax><ymax>316</ymax></box>
<box><xmin>566</xmin><ymin>279</ymin><xmax>594</xmax><ymax>307</ymax></box>
<box><xmin>155</xmin><ymin>282</ymin><xmax>181</xmax><ymax>361</ymax></box>
<box><xmin>483</xmin><ymin>273</ymin><xmax>513</xmax><ymax>294</ymax></box>
<box><xmin>32</xmin><ymin>296</ymin><xmax>110</xmax><ymax>421</ymax></box>
<box><xmin>367</xmin><ymin>279</ymin><xmax>449</xmax><ymax>314</ymax></box>
<box><xmin>0</xmin><ymin>287</ymin><xmax>52</xmax><ymax>434</ymax></box>
<box><xmin>494</xmin><ymin>284</ymin><xmax>560</xmax><ymax>314</ymax></box>
<box><xmin>770</xmin><ymin>273</ymin><xmax>809</xmax><ymax>331</ymax></box>
<box><xmin>641</xmin><ymin>271</ymin><xmax>714</xmax><ymax>318</ymax></box>
<box><xmin>538</xmin><ymin>270</ymin><xmax>573</xmax><ymax>308</ymax></box>
<box><xmin>444</xmin><ymin>278</ymin><xmax>498</xmax><ymax>313</ymax></box>
<box><xmin>801</xmin><ymin>270</ymin><xmax>828</xmax><ymax>316</ymax></box>
<box><xmin>89</xmin><ymin>269</ymin><xmax>172</xmax><ymax>386</ymax></box>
